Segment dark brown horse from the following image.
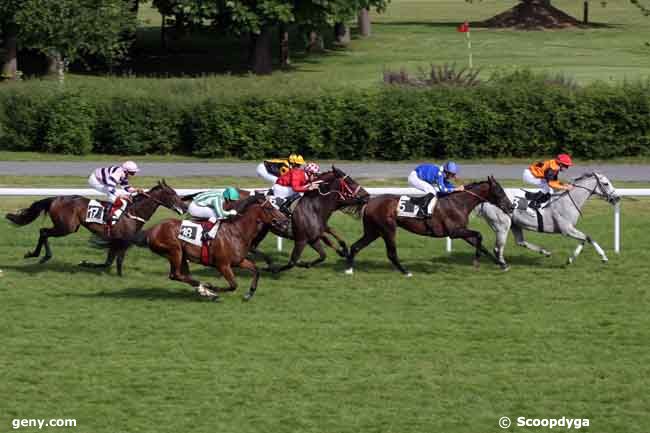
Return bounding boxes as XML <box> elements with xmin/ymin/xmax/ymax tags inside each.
<box><xmin>255</xmin><ymin>166</ymin><xmax>368</xmax><ymax>273</ymax></box>
<box><xmin>180</xmin><ymin>167</ymin><xmax>368</xmax><ymax>272</ymax></box>
<box><xmin>345</xmin><ymin>176</ymin><xmax>514</xmax><ymax>276</ymax></box>
<box><xmin>6</xmin><ymin>180</ymin><xmax>186</xmax><ymax>275</ymax></box>
<box><xmin>131</xmin><ymin>195</ymin><xmax>288</xmax><ymax>301</ymax></box>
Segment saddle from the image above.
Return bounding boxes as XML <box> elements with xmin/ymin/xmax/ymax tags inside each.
<box><xmin>179</xmin><ymin>219</ymin><xmax>220</xmax><ymax>266</ymax></box>
<box><xmin>524</xmin><ymin>191</ymin><xmax>551</xmax><ymax>210</ymax></box>
<box><xmin>397</xmin><ymin>194</ymin><xmax>437</xmax><ymax>218</ymax></box>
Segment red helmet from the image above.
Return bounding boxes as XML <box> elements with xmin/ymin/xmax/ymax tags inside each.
<box><xmin>556</xmin><ymin>154</ymin><xmax>573</xmax><ymax>167</ymax></box>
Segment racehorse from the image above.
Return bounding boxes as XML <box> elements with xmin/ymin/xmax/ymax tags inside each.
<box><xmin>5</xmin><ymin>180</ymin><xmax>186</xmax><ymax>275</ymax></box>
<box><xmin>131</xmin><ymin>195</ymin><xmax>288</xmax><ymax>301</ymax></box>
<box><xmin>255</xmin><ymin>166</ymin><xmax>368</xmax><ymax>273</ymax></box>
<box><xmin>345</xmin><ymin>176</ymin><xmax>514</xmax><ymax>276</ymax></box>
<box><xmin>181</xmin><ymin>167</ymin><xmax>368</xmax><ymax>272</ymax></box>
<box><xmin>477</xmin><ymin>172</ymin><xmax>620</xmax><ymax>266</ymax></box>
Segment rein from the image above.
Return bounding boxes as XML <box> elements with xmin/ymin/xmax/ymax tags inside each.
<box><xmin>317</xmin><ymin>175</ymin><xmax>360</xmax><ymax>201</ymax></box>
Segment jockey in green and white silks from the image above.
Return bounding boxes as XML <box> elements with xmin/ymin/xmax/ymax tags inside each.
<box><xmin>188</xmin><ymin>187</ymin><xmax>240</xmax><ymax>239</ymax></box>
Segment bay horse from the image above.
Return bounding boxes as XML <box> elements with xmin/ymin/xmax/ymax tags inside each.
<box><xmin>5</xmin><ymin>180</ymin><xmax>186</xmax><ymax>275</ymax></box>
<box><xmin>477</xmin><ymin>172</ymin><xmax>620</xmax><ymax>266</ymax></box>
<box><xmin>131</xmin><ymin>195</ymin><xmax>288</xmax><ymax>301</ymax></box>
<box><xmin>345</xmin><ymin>176</ymin><xmax>514</xmax><ymax>276</ymax></box>
<box><xmin>180</xmin><ymin>167</ymin><xmax>368</xmax><ymax>272</ymax></box>
<box><xmin>255</xmin><ymin>166</ymin><xmax>368</xmax><ymax>273</ymax></box>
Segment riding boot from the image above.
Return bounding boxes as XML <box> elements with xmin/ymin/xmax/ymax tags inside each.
<box><xmin>279</xmin><ymin>194</ymin><xmax>299</xmax><ymax>215</ymax></box>
<box><xmin>203</xmin><ymin>217</ymin><xmax>219</xmax><ymax>241</ymax></box>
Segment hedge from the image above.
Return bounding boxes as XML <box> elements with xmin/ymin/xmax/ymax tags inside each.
<box><xmin>1</xmin><ymin>74</ymin><xmax>650</xmax><ymax>159</ymax></box>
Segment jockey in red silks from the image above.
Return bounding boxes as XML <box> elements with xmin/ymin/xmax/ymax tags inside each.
<box><xmin>272</xmin><ymin>162</ymin><xmax>321</xmax><ymax>213</ymax></box>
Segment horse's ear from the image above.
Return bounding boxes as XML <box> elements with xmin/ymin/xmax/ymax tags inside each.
<box><xmin>162</xmin><ymin>178</ymin><xmax>169</xmax><ymax>187</ymax></box>
<box><xmin>488</xmin><ymin>175</ymin><xmax>495</xmax><ymax>183</ymax></box>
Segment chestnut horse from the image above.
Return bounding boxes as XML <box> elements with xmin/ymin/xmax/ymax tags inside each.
<box><xmin>131</xmin><ymin>195</ymin><xmax>288</xmax><ymax>301</ymax></box>
<box><xmin>345</xmin><ymin>176</ymin><xmax>514</xmax><ymax>276</ymax></box>
<box><xmin>6</xmin><ymin>180</ymin><xmax>186</xmax><ymax>275</ymax></box>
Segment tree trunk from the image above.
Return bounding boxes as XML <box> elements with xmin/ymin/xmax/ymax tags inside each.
<box><xmin>1</xmin><ymin>23</ymin><xmax>18</xmax><ymax>80</ymax></box>
<box><xmin>307</xmin><ymin>31</ymin><xmax>324</xmax><ymax>53</ymax></box>
<box><xmin>161</xmin><ymin>14</ymin><xmax>168</xmax><ymax>50</ymax></box>
<box><xmin>252</xmin><ymin>26</ymin><xmax>273</xmax><ymax>75</ymax></box>
<box><xmin>46</xmin><ymin>53</ymin><xmax>58</xmax><ymax>76</ymax></box>
<box><xmin>280</xmin><ymin>25</ymin><xmax>290</xmax><ymax>68</ymax></box>
<box><xmin>583</xmin><ymin>0</ymin><xmax>589</xmax><ymax>24</ymax></box>
<box><xmin>334</xmin><ymin>22</ymin><xmax>351</xmax><ymax>45</ymax></box>
<box><xmin>358</xmin><ymin>8</ymin><xmax>371</xmax><ymax>37</ymax></box>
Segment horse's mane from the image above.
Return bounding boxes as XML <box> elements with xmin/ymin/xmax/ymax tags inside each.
<box><xmin>231</xmin><ymin>195</ymin><xmax>262</xmax><ymax>214</ymax></box>
<box><xmin>572</xmin><ymin>172</ymin><xmax>597</xmax><ymax>182</ymax></box>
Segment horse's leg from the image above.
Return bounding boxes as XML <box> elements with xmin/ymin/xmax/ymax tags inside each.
<box><xmin>250</xmin><ymin>226</ymin><xmax>274</xmax><ymax>267</ymax></box>
<box><xmin>79</xmin><ymin>240</ymin><xmax>120</xmax><ymax>271</ymax></box>
<box><xmin>238</xmin><ymin>258</ymin><xmax>259</xmax><ymax>301</ymax></box>
<box><xmin>482</xmin><ymin>207</ymin><xmax>511</xmax><ymax>269</ymax></box>
<box><xmin>168</xmin><ymin>248</ymin><xmax>217</xmax><ymax>300</ymax></box>
<box><xmin>272</xmin><ymin>240</ymin><xmax>308</xmax><ymax>273</ymax></box>
<box><xmin>345</xmin><ymin>226</ymin><xmax>380</xmax><ymax>275</ymax></box>
<box><xmin>114</xmin><ymin>242</ymin><xmax>130</xmax><ymax>277</ymax></box>
<box><xmin>562</xmin><ymin>226</ymin><xmax>608</xmax><ymax>264</ymax></box>
<box><xmin>25</xmin><ymin>228</ymin><xmax>48</xmax><ymax>259</ymax></box>
<box><xmin>35</xmin><ymin>227</ymin><xmax>67</xmax><ymax>264</ymax></box>
<box><xmin>494</xmin><ymin>228</ymin><xmax>510</xmax><ymax>270</ymax></box>
<box><xmin>380</xmin><ymin>226</ymin><xmax>412</xmax><ymax>277</ymax></box>
<box><xmin>324</xmin><ymin>226</ymin><xmax>348</xmax><ymax>257</ymax></box>
<box><xmin>214</xmin><ymin>263</ymin><xmax>238</xmax><ymax>293</ymax></box>
<box><xmin>511</xmin><ymin>224</ymin><xmax>552</xmax><ymax>257</ymax></box>
<box><xmin>297</xmin><ymin>238</ymin><xmax>327</xmax><ymax>268</ymax></box>
<box><xmin>450</xmin><ymin>228</ymin><xmax>499</xmax><ymax>268</ymax></box>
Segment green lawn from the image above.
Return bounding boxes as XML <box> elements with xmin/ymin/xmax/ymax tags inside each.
<box><xmin>5</xmin><ymin>0</ymin><xmax>650</xmax><ymax>101</ymax></box>
<box><xmin>1</xmin><ymin>195</ymin><xmax>649</xmax><ymax>433</ymax></box>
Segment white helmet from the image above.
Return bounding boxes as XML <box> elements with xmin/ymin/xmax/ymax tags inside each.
<box><xmin>122</xmin><ymin>161</ymin><xmax>139</xmax><ymax>174</ymax></box>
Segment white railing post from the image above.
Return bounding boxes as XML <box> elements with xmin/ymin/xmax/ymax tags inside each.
<box><xmin>446</xmin><ymin>237</ymin><xmax>452</xmax><ymax>253</ymax></box>
<box><xmin>277</xmin><ymin>236</ymin><xmax>283</xmax><ymax>252</ymax></box>
<box><xmin>614</xmin><ymin>202</ymin><xmax>621</xmax><ymax>254</ymax></box>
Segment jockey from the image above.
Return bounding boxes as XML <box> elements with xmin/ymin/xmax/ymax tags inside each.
<box><xmin>87</xmin><ymin>161</ymin><xmax>143</xmax><ymax>221</ymax></box>
<box><xmin>188</xmin><ymin>187</ymin><xmax>240</xmax><ymax>239</ymax></box>
<box><xmin>523</xmin><ymin>154</ymin><xmax>574</xmax><ymax>208</ymax></box>
<box><xmin>408</xmin><ymin>161</ymin><xmax>465</xmax><ymax>196</ymax></box>
<box><xmin>272</xmin><ymin>162</ymin><xmax>321</xmax><ymax>213</ymax></box>
<box><xmin>256</xmin><ymin>153</ymin><xmax>306</xmax><ymax>184</ymax></box>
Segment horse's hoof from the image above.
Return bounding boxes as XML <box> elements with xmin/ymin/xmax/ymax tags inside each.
<box><xmin>567</xmin><ymin>258</ymin><xmax>574</xmax><ymax>265</ymax></box>
<box><xmin>24</xmin><ymin>252</ymin><xmax>36</xmax><ymax>259</ymax></box>
<box><xmin>500</xmin><ymin>264</ymin><xmax>510</xmax><ymax>272</ymax></box>
<box><xmin>211</xmin><ymin>296</ymin><xmax>222</xmax><ymax>303</ymax></box>
<box><xmin>602</xmin><ymin>258</ymin><xmax>609</xmax><ymax>264</ymax></box>
<box><xmin>243</xmin><ymin>292</ymin><xmax>254</xmax><ymax>302</ymax></box>
<box><xmin>405</xmin><ymin>272</ymin><xmax>413</xmax><ymax>278</ymax></box>
<box><xmin>542</xmin><ymin>251</ymin><xmax>552</xmax><ymax>257</ymax></box>
<box><xmin>344</xmin><ymin>268</ymin><xmax>354</xmax><ymax>275</ymax></box>
<box><xmin>39</xmin><ymin>256</ymin><xmax>52</xmax><ymax>264</ymax></box>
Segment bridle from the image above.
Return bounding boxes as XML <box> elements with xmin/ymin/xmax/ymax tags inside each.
<box><xmin>317</xmin><ymin>174</ymin><xmax>362</xmax><ymax>200</ymax></box>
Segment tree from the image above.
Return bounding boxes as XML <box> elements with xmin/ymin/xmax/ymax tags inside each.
<box><xmin>481</xmin><ymin>0</ymin><xmax>582</xmax><ymax>29</ymax></box>
<box><xmin>0</xmin><ymin>0</ymin><xmax>22</xmax><ymax>79</ymax></box>
<box><xmin>14</xmin><ymin>0</ymin><xmax>137</xmax><ymax>82</ymax></box>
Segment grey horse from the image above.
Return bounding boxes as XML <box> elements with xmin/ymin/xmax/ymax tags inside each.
<box><xmin>476</xmin><ymin>172</ymin><xmax>620</xmax><ymax>267</ymax></box>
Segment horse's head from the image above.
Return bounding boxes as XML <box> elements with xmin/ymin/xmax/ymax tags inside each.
<box><xmin>259</xmin><ymin>196</ymin><xmax>290</xmax><ymax>232</ymax></box>
<box><xmin>574</xmin><ymin>172</ymin><xmax>620</xmax><ymax>205</ymax></box>
<box><xmin>486</xmin><ymin>176</ymin><xmax>514</xmax><ymax>214</ymax></box>
<box><xmin>147</xmin><ymin>180</ymin><xmax>186</xmax><ymax>214</ymax></box>
<box><xmin>315</xmin><ymin>166</ymin><xmax>369</xmax><ymax>204</ymax></box>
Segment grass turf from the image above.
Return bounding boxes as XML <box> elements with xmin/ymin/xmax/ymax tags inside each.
<box><xmin>1</xmin><ymin>195</ymin><xmax>648</xmax><ymax>433</ymax></box>
<box><xmin>4</xmin><ymin>0</ymin><xmax>650</xmax><ymax>101</ymax></box>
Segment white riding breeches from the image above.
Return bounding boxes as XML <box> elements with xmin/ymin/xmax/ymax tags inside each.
<box><xmin>272</xmin><ymin>184</ymin><xmax>296</xmax><ymax>199</ymax></box>
<box><xmin>88</xmin><ymin>174</ymin><xmax>128</xmax><ymax>203</ymax></box>
<box><xmin>256</xmin><ymin>163</ymin><xmax>278</xmax><ymax>184</ymax></box>
<box><xmin>407</xmin><ymin>170</ymin><xmax>439</xmax><ymax>194</ymax></box>
<box><xmin>188</xmin><ymin>202</ymin><xmax>217</xmax><ymax>220</ymax></box>
<box><xmin>522</xmin><ymin>169</ymin><xmax>552</xmax><ymax>193</ymax></box>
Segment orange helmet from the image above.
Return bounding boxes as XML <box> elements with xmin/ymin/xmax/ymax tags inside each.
<box><xmin>556</xmin><ymin>154</ymin><xmax>573</xmax><ymax>167</ymax></box>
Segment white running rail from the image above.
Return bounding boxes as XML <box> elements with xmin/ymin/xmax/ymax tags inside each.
<box><xmin>2</xmin><ymin>187</ymin><xmax>648</xmax><ymax>254</ymax></box>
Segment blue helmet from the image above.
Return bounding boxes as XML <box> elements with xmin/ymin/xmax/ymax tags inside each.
<box><xmin>443</xmin><ymin>161</ymin><xmax>459</xmax><ymax>175</ymax></box>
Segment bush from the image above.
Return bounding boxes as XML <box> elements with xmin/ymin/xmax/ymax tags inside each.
<box><xmin>1</xmin><ymin>72</ymin><xmax>650</xmax><ymax>159</ymax></box>
<box><xmin>42</xmin><ymin>91</ymin><xmax>95</xmax><ymax>155</ymax></box>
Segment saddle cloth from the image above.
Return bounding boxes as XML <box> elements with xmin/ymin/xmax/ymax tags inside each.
<box><xmin>397</xmin><ymin>194</ymin><xmax>437</xmax><ymax>218</ymax></box>
<box><xmin>86</xmin><ymin>199</ymin><xmax>127</xmax><ymax>225</ymax></box>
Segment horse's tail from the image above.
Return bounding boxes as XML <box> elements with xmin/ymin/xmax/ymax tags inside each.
<box><xmin>129</xmin><ymin>229</ymin><xmax>149</xmax><ymax>248</ymax></box>
<box><xmin>6</xmin><ymin>197</ymin><xmax>55</xmax><ymax>226</ymax></box>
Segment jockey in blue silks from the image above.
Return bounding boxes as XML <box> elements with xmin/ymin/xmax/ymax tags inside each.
<box><xmin>407</xmin><ymin>161</ymin><xmax>465</xmax><ymax>195</ymax></box>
